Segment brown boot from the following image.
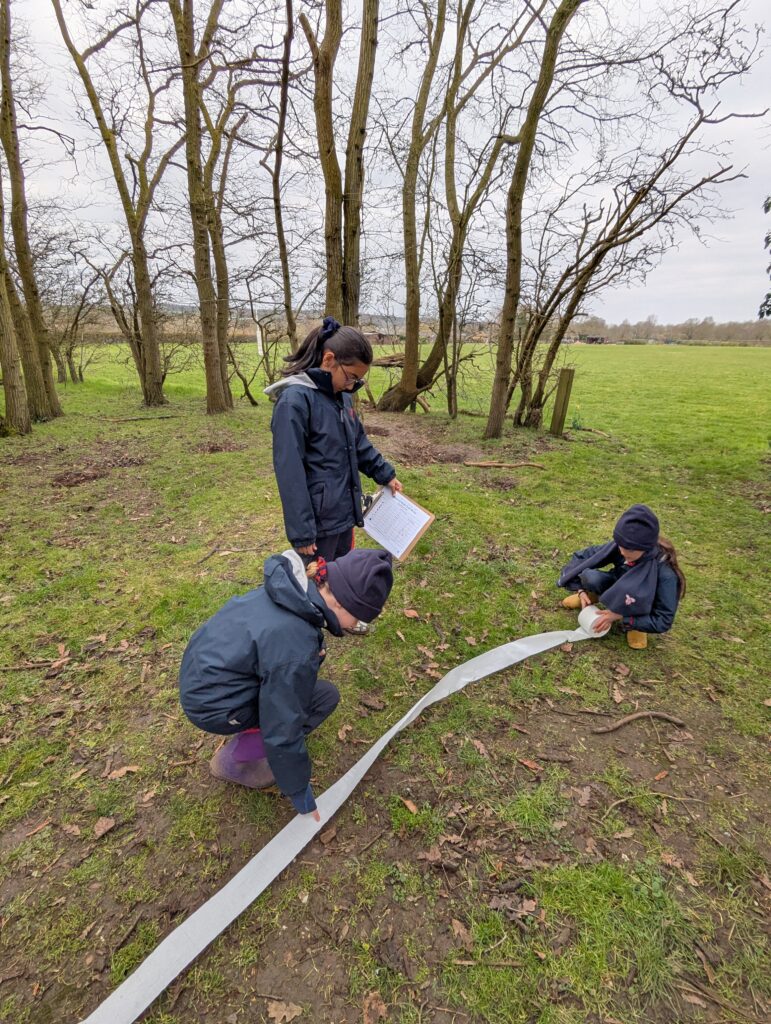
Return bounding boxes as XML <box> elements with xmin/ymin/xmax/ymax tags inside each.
<box><xmin>626</xmin><ymin>629</ymin><xmax>648</xmax><ymax>650</ymax></box>
<box><xmin>561</xmin><ymin>591</ymin><xmax>598</xmax><ymax>610</ymax></box>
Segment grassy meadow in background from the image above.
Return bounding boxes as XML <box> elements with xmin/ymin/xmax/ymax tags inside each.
<box><xmin>0</xmin><ymin>342</ymin><xmax>769</xmax><ymax>1023</ymax></box>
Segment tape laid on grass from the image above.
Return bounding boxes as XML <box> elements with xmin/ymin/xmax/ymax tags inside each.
<box><xmin>79</xmin><ymin>607</ymin><xmax>608</xmax><ymax>1024</ymax></box>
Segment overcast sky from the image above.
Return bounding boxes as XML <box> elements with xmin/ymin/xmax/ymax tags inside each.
<box><xmin>27</xmin><ymin>0</ymin><xmax>771</xmax><ymax>325</ymax></box>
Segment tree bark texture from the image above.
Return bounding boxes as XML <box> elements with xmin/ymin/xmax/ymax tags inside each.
<box><xmin>169</xmin><ymin>0</ymin><xmax>231</xmax><ymax>414</ymax></box>
<box><xmin>0</xmin><ymin>0</ymin><xmax>60</xmax><ymax>418</ymax></box>
<box><xmin>0</xmin><ymin>271</ymin><xmax>30</xmax><ymax>434</ymax></box>
<box><xmin>300</xmin><ymin>3</ymin><xmax>343</xmax><ymax>320</ymax></box>
<box><xmin>342</xmin><ymin>0</ymin><xmax>379</xmax><ymax>324</ymax></box>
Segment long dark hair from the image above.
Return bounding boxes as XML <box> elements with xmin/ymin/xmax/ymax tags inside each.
<box><xmin>658</xmin><ymin>536</ymin><xmax>686</xmax><ymax>598</ymax></box>
<box><xmin>283</xmin><ymin>316</ymin><xmax>373</xmax><ymax>375</ymax></box>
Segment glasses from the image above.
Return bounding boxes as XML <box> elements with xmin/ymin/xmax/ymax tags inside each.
<box><xmin>336</xmin><ymin>361</ymin><xmax>367</xmax><ymax>389</ymax></box>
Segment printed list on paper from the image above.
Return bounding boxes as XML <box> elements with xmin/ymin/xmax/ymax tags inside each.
<box><xmin>363</xmin><ymin>488</ymin><xmax>433</xmax><ymax>559</ymax></box>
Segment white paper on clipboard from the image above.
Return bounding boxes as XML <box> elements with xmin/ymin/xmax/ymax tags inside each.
<box><xmin>362</xmin><ymin>488</ymin><xmax>434</xmax><ymax>560</ymax></box>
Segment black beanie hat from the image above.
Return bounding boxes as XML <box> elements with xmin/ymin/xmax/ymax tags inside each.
<box><xmin>326</xmin><ymin>549</ymin><xmax>394</xmax><ymax>623</ymax></box>
<box><xmin>613</xmin><ymin>504</ymin><xmax>660</xmax><ymax>552</ymax></box>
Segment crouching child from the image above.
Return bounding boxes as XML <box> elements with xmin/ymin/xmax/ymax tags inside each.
<box><xmin>557</xmin><ymin>504</ymin><xmax>685</xmax><ymax>649</ymax></box>
<box><xmin>179</xmin><ymin>548</ymin><xmax>393</xmax><ymax>819</ymax></box>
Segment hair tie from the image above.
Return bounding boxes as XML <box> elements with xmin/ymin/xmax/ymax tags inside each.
<box><xmin>319</xmin><ymin>316</ymin><xmax>341</xmax><ymax>343</ymax></box>
<box><xmin>313</xmin><ymin>556</ymin><xmax>328</xmax><ymax>585</ymax></box>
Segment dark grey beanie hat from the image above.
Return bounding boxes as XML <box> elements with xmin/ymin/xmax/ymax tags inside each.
<box><xmin>613</xmin><ymin>504</ymin><xmax>660</xmax><ymax>551</ymax></box>
<box><xmin>326</xmin><ymin>549</ymin><xmax>394</xmax><ymax>623</ymax></box>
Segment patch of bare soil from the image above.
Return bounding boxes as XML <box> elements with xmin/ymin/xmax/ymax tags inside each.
<box><xmin>361</xmin><ymin>412</ymin><xmax>488</xmax><ymax>467</ymax></box>
<box><xmin>194</xmin><ymin>439</ymin><xmax>247</xmax><ymax>454</ymax></box>
<box><xmin>50</xmin><ymin>446</ymin><xmax>146</xmax><ymax>488</ymax></box>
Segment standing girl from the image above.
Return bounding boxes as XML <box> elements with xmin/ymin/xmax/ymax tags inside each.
<box><xmin>266</xmin><ymin>317</ymin><xmax>403</xmax><ymax>561</ymax></box>
<box><xmin>557</xmin><ymin>504</ymin><xmax>686</xmax><ymax>649</ymax></box>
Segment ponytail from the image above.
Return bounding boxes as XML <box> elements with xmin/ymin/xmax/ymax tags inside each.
<box><xmin>283</xmin><ymin>316</ymin><xmax>373</xmax><ymax>375</ymax></box>
<box><xmin>658</xmin><ymin>536</ymin><xmax>686</xmax><ymax>598</ymax></box>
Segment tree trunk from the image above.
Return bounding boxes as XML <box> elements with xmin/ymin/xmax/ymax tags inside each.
<box><xmin>342</xmin><ymin>0</ymin><xmax>379</xmax><ymax>325</ymax></box>
<box><xmin>2</xmin><ymin>264</ymin><xmax>49</xmax><ymax>419</ymax></box>
<box><xmin>484</xmin><ymin>0</ymin><xmax>581</xmax><ymax>439</ymax></box>
<box><xmin>0</xmin><ymin>0</ymin><xmax>59</xmax><ymax>419</ymax></box>
<box><xmin>272</xmin><ymin>0</ymin><xmax>296</xmax><ymax>348</ymax></box>
<box><xmin>377</xmin><ymin>1</ymin><xmax>446</xmax><ymax>411</ymax></box>
<box><xmin>169</xmin><ymin>0</ymin><xmax>230</xmax><ymax>415</ymax></box>
<box><xmin>300</xmin><ymin>4</ymin><xmax>343</xmax><ymax>320</ymax></box>
<box><xmin>54</xmin><ymin>343</ymin><xmax>67</xmax><ymax>383</ymax></box>
<box><xmin>0</xmin><ymin>272</ymin><xmax>30</xmax><ymax>434</ymax></box>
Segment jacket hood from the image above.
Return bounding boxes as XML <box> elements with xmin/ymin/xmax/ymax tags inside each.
<box><xmin>263</xmin><ymin>549</ymin><xmax>343</xmax><ymax>636</ymax></box>
<box><xmin>263</xmin><ymin>372</ymin><xmax>318</xmax><ymax>397</ymax></box>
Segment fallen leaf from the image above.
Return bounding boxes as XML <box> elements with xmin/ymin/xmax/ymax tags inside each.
<box><xmin>575</xmin><ymin>786</ymin><xmax>592</xmax><ymax>807</ymax></box>
<box><xmin>763</xmin><ymin>697</ymin><xmax>771</xmax><ymax>707</ymax></box>
<box><xmin>518</xmin><ymin>758</ymin><xmax>541</xmax><ymax>773</ymax></box>
<box><xmin>141</xmin><ymin>790</ymin><xmax>156</xmax><ymax>804</ymax></box>
<box><xmin>614</xmin><ymin>663</ymin><xmax>631</xmax><ymax>677</ymax></box>
<box><xmin>363</xmin><ymin>990</ymin><xmax>388</xmax><ymax>1023</ymax></box>
<box><xmin>359</xmin><ymin>694</ymin><xmax>385</xmax><ymax>711</ymax></box>
<box><xmin>451</xmin><ymin>918</ymin><xmax>473</xmax><ymax>951</ymax></box>
<box><xmin>682</xmin><ymin>993</ymin><xmax>708</xmax><ymax>1008</ymax></box>
<box><xmin>319</xmin><ymin>826</ymin><xmax>337</xmax><ymax>845</ymax></box>
<box><xmin>396</xmin><ymin>630</ymin><xmax>406</xmax><ymax>642</ymax></box>
<box><xmin>465</xmin><ymin>636</ymin><xmax>477</xmax><ymax>646</ymax></box>
<box><xmin>654</xmin><ymin>770</ymin><xmax>669</xmax><ymax>781</ymax></box>
<box><xmin>511</xmin><ymin>723</ymin><xmax>529</xmax><ymax>735</ymax></box>
<box><xmin>107</xmin><ymin>765</ymin><xmax>140</xmax><ymax>780</ymax></box>
<box><xmin>683</xmin><ymin>870</ymin><xmax>700</xmax><ymax>887</ymax></box>
<box><xmin>557</xmin><ymin>686</ymin><xmax>578</xmax><ymax>695</ymax></box>
<box><xmin>93</xmin><ymin>817</ymin><xmax>116</xmax><ymax>839</ymax></box>
<box><xmin>471</xmin><ymin>738</ymin><xmax>489</xmax><ymax>758</ymax></box>
<box><xmin>69</xmin><ymin>767</ymin><xmax>88</xmax><ymax>782</ymax></box>
<box><xmin>660</xmin><ymin>851</ymin><xmax>684</xmax><ymax>868</ymax></box>
<box><xmin>266</xmin><ymin>999</ymin><xmax>303</xmax><ymax>1023</ymax></box>
<box><xmin>337</xmin><ymin>724</ymin><xmax>353</xmax><ymax>742</ymax></box>
<box><xmin>585</xmin><ymin>836</ymin><xmax>599</xmax><ymax>856</ymax></box>
<box><xmin>62</xmin><ymin>823</ymin><xmax>81</xmax><ymax>836</ymax></box>
<box><xmin>724</xmin><ymin>636</ymin><xmax>745</xmax><ymax>644</ymax></box>
<box><xmin>612</xmin><ymin>684</ymin><xmax>624</xmax><ymax>704</ymax></box>
<box><xmin>417</xmin><ymin>645</ymin><xmax>435</xmax><ymax>658</ymax></box>
<box><xmin>417</xmin><ymin>845</ymin><xmax>442</xmax><ymax>863</ymax></box>
<box><xmin>400</xmin><ymin>797</ymin><xmax>418</xmax><ymax>814</ymax></box>
<box><xmin>613</xmin><ymin>828</ymin><xmax>634</xmax><ymax>839</ymax></box>
<box><xmin>559</xmin><ymin>643</ymin><xmax>573</xmax><ymax>653</ymax></box>
<box><xmin>403</xmin><ymin>609</ymin><xmax>420</xmax><ymax>619</ymax></box>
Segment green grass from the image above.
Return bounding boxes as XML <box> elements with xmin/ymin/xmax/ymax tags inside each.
<box><xmin>1</xmin><ymin>341</ymin><xmax>769</xmax><ymax>1022</ymax></box>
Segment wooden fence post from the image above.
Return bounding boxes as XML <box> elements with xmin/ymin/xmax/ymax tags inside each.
<box><xmin>549</xmin><ymin>367</ymin><xmax>575</xmax><ymax>436</ymax></box>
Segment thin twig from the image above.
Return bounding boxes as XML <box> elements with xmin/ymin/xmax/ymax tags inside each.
<box><xmin>462</xmin><ymin>460</ymin><xmax>545</xmax><ymax>470</ymax></box>
<box><xmin>592</xmin><ymin>711</ymin><xmax>685</xmax><ymax>734</ymax></box>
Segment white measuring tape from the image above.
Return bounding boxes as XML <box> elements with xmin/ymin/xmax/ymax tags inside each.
<box><xmin>78</xmin><ymin>607</ymin><xmax>608</xmax><ymax>1024</ymax></box>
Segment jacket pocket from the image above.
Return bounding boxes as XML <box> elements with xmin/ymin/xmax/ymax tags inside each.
<box><xmin>309</xmin><ymin>482</ymin><xmax>326</xmax><ymax>518</ymax></box>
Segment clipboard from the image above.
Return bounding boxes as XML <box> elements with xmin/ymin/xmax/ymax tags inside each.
<box><xmin>362</xmin><ymin>487</ymin><xmax>435</xmax><ymax>560</ymax></box>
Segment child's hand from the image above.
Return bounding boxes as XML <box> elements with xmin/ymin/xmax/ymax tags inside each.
<box><xmin>309</xmin><ymin>809</ymin><xmax>321</xmax><ymax>822</ymax></box>
<box><xmin>296</xmin><ymin>543</ymin><xmax>317</xmax><ymax>556</ymax></box>
<box><xmin>579</xmin><ymin>590</ymin><xmax>593</xmax><ymax>609</ymax></box>
<box><xmin>593</xmin><ymin>610</ymin><xmax>622</xmax><ymax>632</ymax></box>
<box><xmin>387</xmin><ymin>478</ymin><xmax>403</xmax><ymax>494</ymax></box>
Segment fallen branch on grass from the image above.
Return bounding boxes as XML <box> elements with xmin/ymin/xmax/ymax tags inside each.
<box><xmin>592</xmin><ymin>710</ymin><xmax>686</xmax><ymax>734</ymax></box>
<box><xmin>462</xmin><ymin>460</ymin><xmax>545</xmax><ymax>470</ymax></box>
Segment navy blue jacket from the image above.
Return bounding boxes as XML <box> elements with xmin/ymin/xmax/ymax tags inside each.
<box><xmin>179</xmin><ymin>553</ymin><xmax>342</xmax><ymax>799</ymax></box>
<box><xmin>267</xmin><ymin>369</ymin><xmax>396</xmax><ymax>547</ymax></box>
<box><xmin>564</xmin><ymin>543</ymin><xmax>680</xmax><ymax>633</ymax></box>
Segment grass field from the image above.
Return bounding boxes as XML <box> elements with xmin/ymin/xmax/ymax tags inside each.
<box><xmin>1</xmin><ymin>343</ymin><xmax>769</xmax><ymax>1024</ymax></box>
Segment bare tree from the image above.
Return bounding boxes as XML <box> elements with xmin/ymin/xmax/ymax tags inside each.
<box><xmin>51</xmin><ymin>0</ymin><xmax>184</xmax><ymax>406</ymax></box>
<box><xmin>0</xmin><ymin>257</ymin><xmax>29</xmax><ymax>434</ymax></box>
<box><xmin>1</xmin><ymin>0</ymin><xmax>61</xmax><ymax>419</ymax></box>
<box><xmin>299</xmin><ymin>0</ymin><xmax>380</xmax><ymax>324</ymax></box>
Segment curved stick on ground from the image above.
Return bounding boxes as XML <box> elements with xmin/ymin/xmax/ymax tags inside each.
<box><xmin>592</xmin><ymin>710</ymin><xmax>686</xmax><ymax>734</ymax></box>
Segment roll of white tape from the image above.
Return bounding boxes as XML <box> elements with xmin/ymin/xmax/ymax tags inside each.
<box><xmin>578</xmin><ymin>604</ymin><xmax>611</xmax><ymax>636</ymax></box>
